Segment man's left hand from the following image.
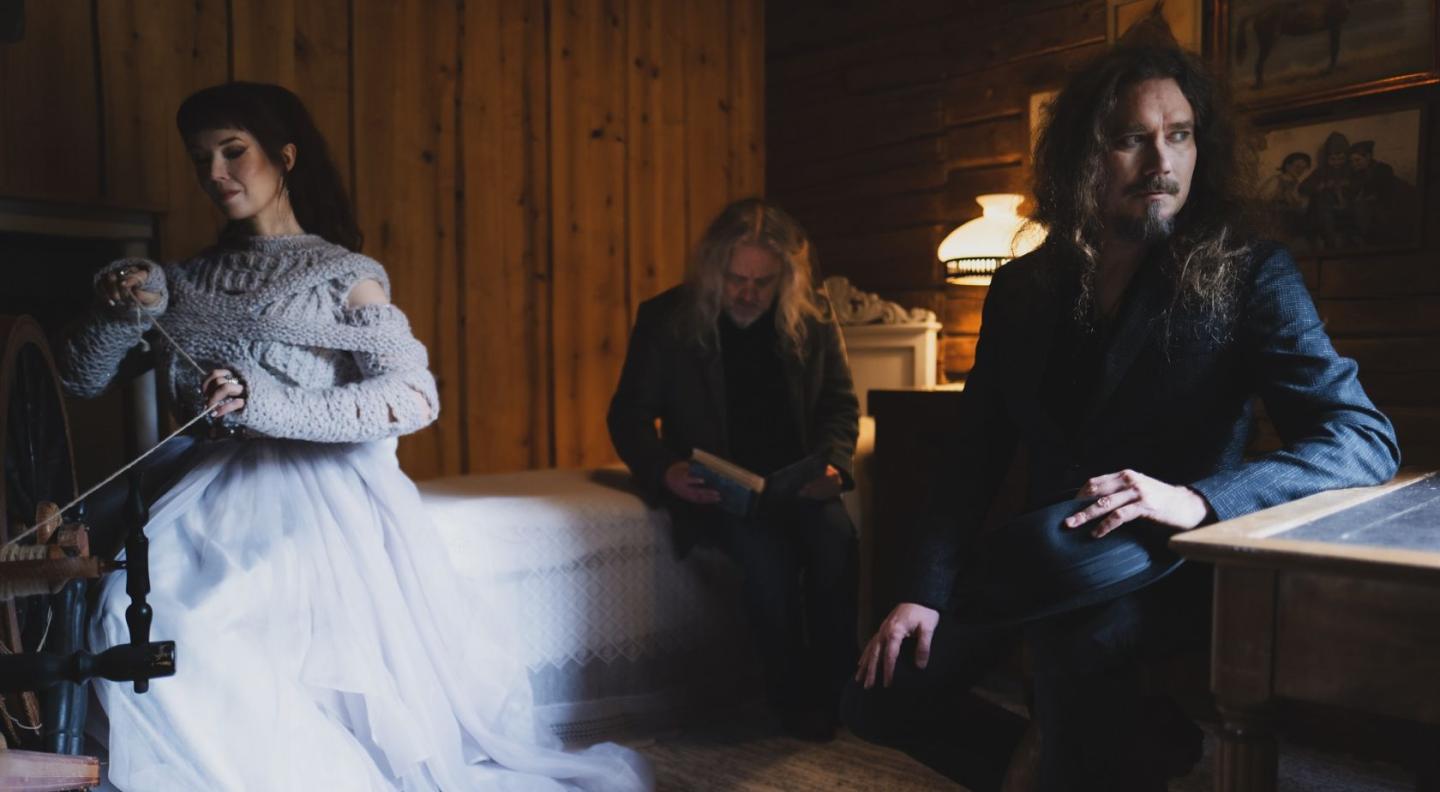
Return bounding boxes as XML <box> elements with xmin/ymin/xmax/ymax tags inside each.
<box><xmin>1063</xmin><ymin>469</ymin><xmax>1211</xmax><ymax>538</ymax></box>
<box><xmin>798</xmin><ymin>464</ymin><xmax>843</xmax><ymax>500</ymax></box>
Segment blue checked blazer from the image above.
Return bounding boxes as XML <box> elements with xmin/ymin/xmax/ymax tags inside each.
<box><xmin>904</xmin><ymin>242</ymin><xmax>1400</xmax><ymax>611</ymax></box>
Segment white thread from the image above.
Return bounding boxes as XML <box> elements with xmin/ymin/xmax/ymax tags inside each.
<box><xmin>34</xmin><ymin>606</ymin><xmax>53</xmax><ymax>652</ymax></box>
<box><xmin>0</xmin><ymin>545</ymin><xmax>47</xmax><ymax>562</ymax></box>
<box><xmin>2</xmin><ymin>707</ymin><xmax>41</xmax><ymax>733</ymax></box>
<box><xmin>0</xmin><ymin>545</ymin><xmax>57</xmax><ymax>600</ymax></box>
<box><xmin>133</xmin><ymin>304</ymin><xmax>150</xmax><ymax>353</ymax></box>
<box><xmin>3</xmin><ymin>306</ymin><xmax>229</xmax><ymax>549</ymax></box>
<box><xmin>1</xmin><ymin>408</ymin><xmax>215</xmax><ymax>549</ymax></box>
<box><xmin>146</xmin><ymin>310</ymin><xmax>206</xmax><ymax>376</ymax></box>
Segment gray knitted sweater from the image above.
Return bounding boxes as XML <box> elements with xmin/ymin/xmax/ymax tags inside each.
<box><xmin>60</xmin><ymin>234</ymin><xmax>439</xmax><ymax>443</ymax></box>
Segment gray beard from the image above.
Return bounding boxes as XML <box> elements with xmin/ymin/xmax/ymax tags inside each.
<box><xmin>1111</xmin><ymin>201</ymin><xmax>1175</xmax><ymax>242</ymax></box>
<box><xmin>724</xmin><ymin>306</ymin><xmax>763</xmax><ymax>328</ymax></box>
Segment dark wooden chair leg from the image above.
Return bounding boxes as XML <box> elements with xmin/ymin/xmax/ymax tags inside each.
<box><xmin>1215</xmin><ymin>703</ymin><xmax>1277</xmax><ymax>792</ymax></box>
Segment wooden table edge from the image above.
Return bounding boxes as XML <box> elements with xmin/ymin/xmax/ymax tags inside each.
<box><xmin>1170</xmin><ymin>469</ymin><xmax>1440</xmax><ymax>580</ymax></box>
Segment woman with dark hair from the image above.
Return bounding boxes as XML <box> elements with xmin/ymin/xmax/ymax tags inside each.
<box><xmin>62</xmin><ymin>82</ymin><xmax>649</xmax><ymax>791</ymax></box>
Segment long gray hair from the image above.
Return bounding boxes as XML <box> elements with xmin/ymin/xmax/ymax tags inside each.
<box><xmin>680</xmin><ymin>198</ymin><xmax>825</xmax><ymax>354</ymax></box>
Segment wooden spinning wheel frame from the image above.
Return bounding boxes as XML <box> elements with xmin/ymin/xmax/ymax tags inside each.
<box><xmin>0</xmin><ymin>315</ymin><xmax>79</xmax><ymax>749</ymax></box>
<box><xmin>0</xmin><ymin>315</ymin><xmax>176</xmax><ymax>790</ymax></box>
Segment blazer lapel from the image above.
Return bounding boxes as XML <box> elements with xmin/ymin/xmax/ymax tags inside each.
<box><xmin>1081</xmin><ymin>260</ymin><xmax>1169</xmax><ymax>426</ymax></box>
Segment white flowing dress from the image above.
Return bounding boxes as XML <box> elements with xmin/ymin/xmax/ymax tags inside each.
<box><xmin>64</xmin><ymin>236</ymin><xmax>651</xmax><ymax>791</ymax></box>
<box><xmin>90</xmin><ymin>438</ymin><xmax>650</xmax><ymax>791</ymax></box>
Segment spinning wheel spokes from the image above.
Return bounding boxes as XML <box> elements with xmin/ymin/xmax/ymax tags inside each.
<box><xmin>0</xmin><ymin>315</ymin><xmax>78</xmax><ymax>751</ymax></box>
<box><xmin>8</xmin><ymin>346</ymin><xmax>73</xmax><ymax>534</ymax></box>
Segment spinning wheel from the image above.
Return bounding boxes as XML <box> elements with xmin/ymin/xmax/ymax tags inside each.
<box><xmin>0</xmin><ymin>315</ymin><xmax>175</xmax><ymax>790</ymax></box>
<box><xmin>0</xmin><ymin>315</ymin><xmax>82</xmax><ymax>752</ymax></box>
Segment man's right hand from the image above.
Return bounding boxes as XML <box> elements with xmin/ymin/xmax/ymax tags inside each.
<box><xmin>855</xmin><ymin>602</ymin><xmax>939</xmax><ymax>689</ymax></box>
<box><xmin>663</xmin><ymin>460</ymin><xmax>721</xmax><ymax>505</ymax></box>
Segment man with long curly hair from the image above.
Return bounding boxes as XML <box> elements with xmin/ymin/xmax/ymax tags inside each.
<box><xmin>844</xmin><ymin>19</ymin><xmax>1398</xmax><ymax>792</ymax></box>
<box><xmin>609</xmin><ymin>198</ymin><xmax>861</xmax><ymax>741</ymax></box>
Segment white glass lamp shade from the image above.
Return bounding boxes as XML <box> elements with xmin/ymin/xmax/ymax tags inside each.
<box><xmin>938</xmin><ymin>193</ymin><xmax>1046</xmax><ymax>286</ymax></box>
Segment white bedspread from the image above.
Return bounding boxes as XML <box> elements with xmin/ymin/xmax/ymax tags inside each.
<box><xmin>418</xmin><ymin>467</ymin><xmax>752</xmax><ymax>741</ymax></box>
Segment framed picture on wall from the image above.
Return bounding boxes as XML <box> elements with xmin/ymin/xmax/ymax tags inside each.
<box><xmin>1109</xmin><ymin>0</ymin><xmax>1203</xmax><ymax>51</ymax></box>
<box><xmin>1028</xmin><ymin>90</ymin><xmax>1059</xmax><ymax>158</ymax></box>
<box><xmin>1217</xmin><ymin>0</ymin><xmax>1440</xmax><ymax>110</ymax></box>
<box><xmin>1254</xmin><ymin>106</ymin><xmax>1426</xmax><ymax>255</ymax></box>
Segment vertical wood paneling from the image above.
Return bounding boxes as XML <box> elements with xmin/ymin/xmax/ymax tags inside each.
<box><xmin>147</xmin><ymin>2</ymin><xmax>228</xmax><ymax>260</ymax></box>
<box><xmin>95</xmin><ymin>0</ymin><xmax>175</xmax><ymax>210</ymax></box>
<box><xmin>550</xmin><ymin>0</ymin><xmax>629</xmax><ymax>468</ymax></box>
<box><xmin>353</xmin><ymin>0</ymin><xmax>462</xmax><ymax>480</ymax></box>
<box><xmin>228</xmin><ymin>1</ymin><xmax>352</xmax><ymax>196</ymax></box>
<box><xmin>0</xmin><ymin>0</ymin><xmax>98</xmax><ymax>202</ymax></box>
<box><xmin>728</xmin><ymin>0</ymin><xmax>765</xmax><ymax>199</ymax></box>
<box><xmin>230</xmin><ymin>0</ymin><xmax>297</xmax><ymax>86</ymax></box>
<box><xmin>683</xmin><ymin>0</ymin><xmax>732</xmax><ymax>252</ymax></box>
<box><xmin>2</xmin><ymin>0</ymin><xmax>765</xmax><ymax>478</ymax></box>
<box><xmin>625</xmin><ymin>0</ymin><xmax>689</xmax><ymax>312</ymax></box>
<box><xmin>462</xmin><ymin>0</ymin><xmax>553</xmax><ymax>473</ymax></box>
<box><xmin>293</xmin><ymin>0</ymin><xmax>353</xmax><ymax>192</ymax></box>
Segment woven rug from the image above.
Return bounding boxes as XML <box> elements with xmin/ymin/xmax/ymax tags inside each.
<box><xmin>638</xmin><ymin>716</ymin><xmax>954</xmax><ymax>791</ymax></box>
<box><xmin>636</xmin><ymin>713</ymin><xmax>1415</xmax><ymax>791</ymax></box>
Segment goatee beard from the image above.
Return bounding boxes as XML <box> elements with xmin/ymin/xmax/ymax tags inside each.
<box><xmin>1111</xmin><ymin>201</ymin><xmax>1175</xmax><ymax>242</ymax></box>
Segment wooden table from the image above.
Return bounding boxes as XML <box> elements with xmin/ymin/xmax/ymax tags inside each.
<box><xmin>1170</xmin><ymin>470</ymin><xmax>1440</xmax><ymax>791</ymax></box>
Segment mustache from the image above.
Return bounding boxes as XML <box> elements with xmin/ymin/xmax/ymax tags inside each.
<box><xmin>1127</xmin><ymin>176</ymin><xmax>1181</xmax><ymax>196</ymax></box>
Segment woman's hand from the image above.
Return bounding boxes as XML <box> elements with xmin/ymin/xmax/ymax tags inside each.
<box><xmin>97</xmin><ymin>262</ymin><xmax>163</xmax><ymax>309</ymax></box>
<box><xmin>202</xmin><ymin>369</ymin><xmax>247</xmax><ymax>418</ymax></box>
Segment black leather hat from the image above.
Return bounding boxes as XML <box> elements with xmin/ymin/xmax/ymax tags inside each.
<box><xmin>952</xmin><ymin>498</ymin><xmax>1185</xmax><ymax>625</ymax></box>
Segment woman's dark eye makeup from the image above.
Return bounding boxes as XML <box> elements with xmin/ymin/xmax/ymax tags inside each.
<box><xmin>190</xmin><ymin>146</ymin><xmax>247</xmax><ymax>165</ymax></box>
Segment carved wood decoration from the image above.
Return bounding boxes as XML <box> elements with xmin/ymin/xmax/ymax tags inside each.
<box><xmin>823</xmin><ymin>276</ymin><xmax>938</xmax><ymax>325</ymax></box>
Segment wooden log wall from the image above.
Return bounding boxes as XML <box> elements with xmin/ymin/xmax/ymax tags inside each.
<box><xmin>768</xmin><ymin>0</ymin><xmax>1440</xmax><ymax>466</ymax></box>
<box><xmin>0</xmin><ymin>0</ymin><xmax>763</xmax><ymax>480</ymax></box>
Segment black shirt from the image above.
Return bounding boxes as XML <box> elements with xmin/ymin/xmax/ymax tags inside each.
<box><xmin>1043</xmin><ymin>308</ymin><xmax>1110</xmax><ymax>445</ymax></box>
<box><xmin>719</xmin><ymin>307</ymin><xmax>803</xmax><ymax>476</ymax></box>
<box><xmin>1041</xmin><ymin>265</ymin><xmax>1149</xmax><ymax>444</ymax></box>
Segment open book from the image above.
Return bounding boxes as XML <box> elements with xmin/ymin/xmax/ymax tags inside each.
<box><xmin>688</xmin><ymin>448</ymin><xmax>830</xmax><ymax>518</ymax></box>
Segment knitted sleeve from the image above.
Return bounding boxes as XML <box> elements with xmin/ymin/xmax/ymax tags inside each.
<box><xmin>58</xmin><ymin>258</ymin><xmax>169</xmax><ymax>398</ymax></box>
<box><xmin>234</xmin><ymin>301</ymin><xmax>440</xmax><ymax>442</ymax></box>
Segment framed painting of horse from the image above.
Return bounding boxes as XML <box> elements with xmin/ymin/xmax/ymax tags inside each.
<box><xmin>1109</xmin><ymin>0</ymin><xmax>1204</xmax><ymax>52</ymax></box>
<box><xmin>1253</xmin><ymin>105</ymin><xmax>1426</xmax><ymax>254</ymax></box>
<box><xmin>1216</xmin><ymin>0</ymin><xmax>1440</xmax><ymax>109</ymax></box>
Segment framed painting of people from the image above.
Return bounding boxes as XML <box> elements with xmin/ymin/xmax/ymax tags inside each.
<box><xmin>1217</xmin><ymin>0</ymin><xmax>1440</xmax><ymax>109</ymax></box>
<box><xmin>1254</xmin><ymin>106</ymin><xmax>1426</xmax><ymax>254</ymax></box>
